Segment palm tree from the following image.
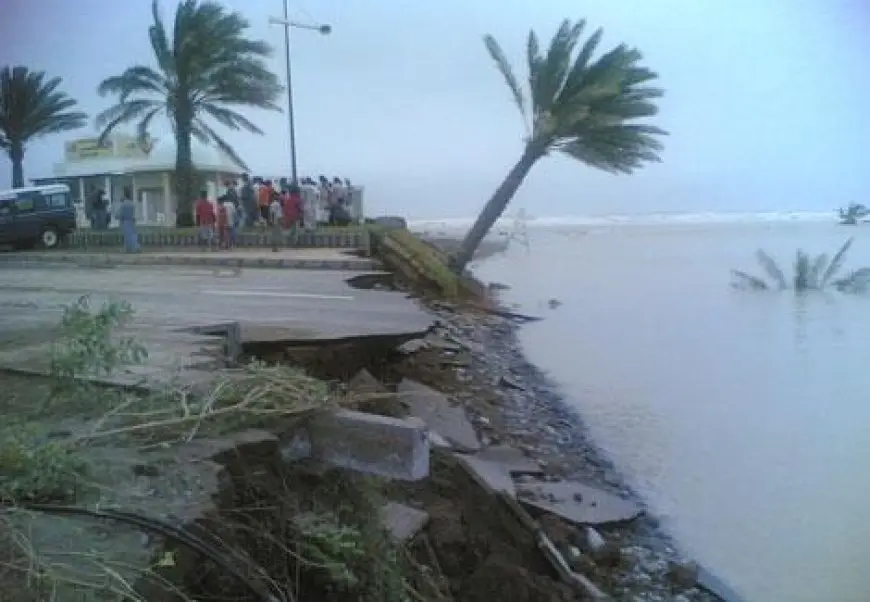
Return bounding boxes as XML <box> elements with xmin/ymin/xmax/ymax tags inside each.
<box><xmin>0</xmin><ymin>66</ymin><xmax>87</xmax><ymax>188</ymax></box>
<box><xmin>450</xmin><ymin>19</ymin><xmax>666</xmax><ymax>272</ymax></box>
<box><xmin>95</xmin><ymin>0</ymin><xmax>282</xmax><ymax>225</ymax></box>
<box><xmin>838</xmin><ymin>202</ymin><xmax>868</xmax><ymax>225</ymax></box>
<box><xmin>731</xmin><ymin>238</ymin><xmax>870</xmax><ymax>294</ymax></box>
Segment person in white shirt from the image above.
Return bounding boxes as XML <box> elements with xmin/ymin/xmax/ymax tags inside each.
<box><xmin>269</xmin><ymin>196</ymin><xmax>283</xmax><ymax>251</ymax></box>
<box><xmin>222</xmin><ymin>201</ymin><xmax>237</xmax><ymax>248</ymax></box>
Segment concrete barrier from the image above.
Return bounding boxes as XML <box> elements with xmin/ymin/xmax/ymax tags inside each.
<box><xmin>280</xmin><ymin>409</ymin><xmax>430</xmax><ymax>481</ymax></box>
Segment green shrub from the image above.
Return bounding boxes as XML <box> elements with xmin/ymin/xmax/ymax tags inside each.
<box><xmin>50</xmin><ymin>296</ymin><xmax>148</xmax><ymax>379</ymax></box>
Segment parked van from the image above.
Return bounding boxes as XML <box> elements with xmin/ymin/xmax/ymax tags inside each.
<box><xmin>0</xmin><ymin>184</ymin><xmax>77</xmax><ymax>249</ymax></box>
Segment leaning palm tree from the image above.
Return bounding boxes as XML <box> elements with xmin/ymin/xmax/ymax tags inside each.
<box><xmin>731</xmin><ymin>238</ymin><xmax>870</xmax><ymax>294</ymax></box>
<box><xmin>0</xmin><ymin>66</ymin><xmax>87</xmax><ymax>187</ymax></box>
<box><xmin>450</xmin><ymin>19</ymin><xmax>666</xmax><ymax>271</ymax></box>
<box><xmin>95</xmin><ymin>0</ymin><xmax>282</xmax><ymax>225</ymax></box>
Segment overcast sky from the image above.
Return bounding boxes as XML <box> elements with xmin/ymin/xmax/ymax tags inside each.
<box><xmin>2</xmin><ymin>0</ymin><xmax>869</xmax><ymax>219</ymax></box>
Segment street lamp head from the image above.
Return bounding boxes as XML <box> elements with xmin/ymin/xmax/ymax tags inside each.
<box><xmin>318</xmin><ymin>24</ymin><xmax>332</xmax><ymax>35</ymax></box>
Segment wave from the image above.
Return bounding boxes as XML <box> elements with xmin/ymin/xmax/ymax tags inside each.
<box><xmin>409</xmin><ymin>210</ymin><xmax>835</xmax><ymax>233</ymax></box>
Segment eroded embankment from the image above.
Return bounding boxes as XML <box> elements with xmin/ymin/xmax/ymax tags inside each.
<box><xmin>170</xmin><ymin>314</ymin><xmax>722</xmax><ymax>602</ymax></box>
<box><xmin>201</xmin><ymin>335</ymin><xmax>576</xmax><ymax>602</ymax></box>
<box><xmin>0</xmin><ymin>274</ymin><xmax>728</xmax><ymax>602</ymax></box>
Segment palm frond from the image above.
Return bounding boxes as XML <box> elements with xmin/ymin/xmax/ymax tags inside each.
<box><xmin>557</xmin><ymin>27</ymin><xmax>603</xmax><ymax>104</ymax></box>
<box><xmin>148</xmin><ymin>0</ymin><xmax>175</xmax><ymax>77</ymax></box>
<box><xmin>97</xmin><ymin>66</ymin><xmax>167</xmax><ymax>101</ymax></box>
<box><xmin>531</xmin><ymin>19</ymin><xmax>586</xmax><ymax>115</ymax></box>
<box><xmin>0</xmin><ymin>65</ymin><xmax>87</xmax><ymax>142</ymax></box>
<box><xmin>198</xmin><ymin>103</ymin><xmax>262</xmax><ymax>134</ymax></box>
<box><xmin>754</xmin><ymin>249</ymin><xmax>788</xmax><ymax>290</ymax></box>
<box><xmin>94</xmin><ymin>100</ymin><xmax>162</xmax><ymax>142</ymax></box>
<box><xmin>806</xmin><ymin>253</ymin><xmax>828</xmax><ymax>289</ymax></box>
<box><xmin>483</xmin><ymin>35</ymin><xmax>527</xmax><ymax>127</ymax></box>
<box><xmin>731</xmin><ymin>270</ymin><xmax>770</xmax><ymax>291</ymax></box>
<box><xmin>820</xmin><ymin>237</ymin><xmax>853</xmax><ymax>287</ymax></box>
<box><xmin>794</xmin><ymin>250</ymin><xmax>811</xmax><ymax>291</ymax></box>
<box><xmin>832</xmin><ymin>267</ymin><xmax>870</xmax><ymax>294</ymax></box>
<box><xmin>559</xmin><ymin>123</ymin><xmax>665</xmax><ymax>174</ymax></box>
<box><xmin>733</xmin><ymin>239</ymin><xmax>867</xmax><ymax>295</ymax></box>
<box><xmin>192</xmin><ymin>118</ymin><xmax>248</xmax><ymax>170</ymax></box>
<box><xmin>483</xmin><ymin>19</ymin><xmax>666</xmax><ymax>173</ymax></box>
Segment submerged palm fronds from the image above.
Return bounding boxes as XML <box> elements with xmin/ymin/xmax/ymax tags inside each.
<box><xmin>839</xmin><ymin>203</ymin><xmax>869</xmax><ymax>225</ymax></box>
<box><xmin>731</xmin><ymin>238</ymin><xmax>870</xmax><ymax>294</ymax></box>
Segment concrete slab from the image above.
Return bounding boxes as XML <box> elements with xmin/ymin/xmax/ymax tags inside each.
<box><xmin>471</xmin><ymin>445</ymin><xmax>542</xmax><ymax>475</ymax></box>
<box><xmin>347</xmin><ymin>368</ymin><xmax>388</xmax><ymax>394</ymax></box>
<box><xmin>397</xmin><ymin>378</ymin><xmax>481</xmax><ymax>452</ymax></box>
<box><xmin>280</xmin><ymin>409</ymin><xmax>430</xmax><ymax>481</ymax></box>
<box><xmin>455</xmin><ymin>452</ymin><xmax>517</xmax><ymax>496</ymax></box>
<box><xmin>381</xmin><ymin>502</ymin><xmax>429</xmax><ymax>543</ymax></box>
<box><xmin>516</xmin><ymin>480</ymin><xmax>643</xmax><ymax>526</ymax></box>
<box><xmin>454</xmin><ymin>446</ymin><xmax>542</xmax><ymax>498</ymax></box>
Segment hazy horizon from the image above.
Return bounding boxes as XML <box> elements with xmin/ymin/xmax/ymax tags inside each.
<box><xmin>2</xmin><ymin>0</ymin><xmax>869</xmax><ymax>219</ymax></box>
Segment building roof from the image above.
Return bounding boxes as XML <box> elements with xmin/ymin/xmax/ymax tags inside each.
<box><xmin>0</xmin><ymin>183</ymin><xmax>70</xmax><ymax>199</ymax></box>
<box><xmin>50</xmin><ymin>136</ymin><xmax>244</xmax><ymax>178</ymax></box>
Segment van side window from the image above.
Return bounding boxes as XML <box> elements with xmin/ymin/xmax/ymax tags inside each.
<box><xmin>15</xmin><ymin>192</ymin><xmax>46</xmax><ymax>212</ymax></box>
<box><xmin>46</xmin><ymin>192</ymin><xmax>69</xmax><ymax>208</ymax></box>
<box><xmin>0</xmin><ymin>198</ymin><xmax>14</xmax><ymax>215</ymax></box>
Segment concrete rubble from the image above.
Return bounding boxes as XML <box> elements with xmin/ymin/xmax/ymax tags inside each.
<box><xmin>347</xmin><ymin>367</ymin><xmax>389</xmax><ymax>394</ymax></box>
<box><xmin>516</xmin><ymin>479</ymin><xmax>644</xmax><ymax>526</ymax></box>
<box><xmin>398</xmin><ymin>377</ymin><xmax>482</xmax><ymax>452</ymax></box>
<box><xmin>454</xmin><ymin>444</ymin><xmax>543</xmax><ymax>497</ymax></box>
<box><xmin>381</xmin><ymin>502</ymin><xmax>430</xmax><ymax>543</ymax></box>
<box><xmin>280</xmin><ymin>409</ymin><xmax>430</xmax><ymax>481</ymax></box>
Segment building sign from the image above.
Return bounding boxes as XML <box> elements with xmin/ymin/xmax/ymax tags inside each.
<box><xmin>64</xmin><ymin>138</ymin><xmax>113</xmax><ymax>161</ymax></box>
<box><xmin>64</xmin><ymin>134</ymin><xmax>157</xmax><ymax>162</ymax></box>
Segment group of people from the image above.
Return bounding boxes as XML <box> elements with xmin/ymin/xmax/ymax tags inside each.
<box><xmin>193</xmin><ymin>174</ymin><xmax>356</xmax><ymax>251</ymax></box>
<box><xmin>82</xmin><ymin>173</ymin><xmax>358</xmax><ymax>254</ymax></box>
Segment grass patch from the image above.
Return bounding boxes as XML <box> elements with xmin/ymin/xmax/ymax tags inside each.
<box><xmin>205</xmin><ymin>464</ymin><xmax>419</xmax><ymax>602</ymax></box>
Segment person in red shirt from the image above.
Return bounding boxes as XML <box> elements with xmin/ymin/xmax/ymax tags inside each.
<box><xmin>194</xmin><ymin>192</ymin><xmax>216</xmax><ymax>250</ymax></box>
<box><xmin>283</xmin><ymin>183</ymin><xmax>303</xmax><ymax>230</ymax></box>
<box><xmin>258</xmin><ymin>180</ymin><xmax>273</xmax><ymax>223</ymax></box>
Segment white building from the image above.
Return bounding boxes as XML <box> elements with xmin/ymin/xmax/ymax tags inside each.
<box><xmin>32</xmin><ymin>134</ymin><xmax>244</xmax><ymax>225</ymax></box>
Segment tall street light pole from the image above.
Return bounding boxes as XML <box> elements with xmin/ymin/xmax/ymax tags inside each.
<box><xmin>268</xmin><ymin>2</ymin><xmax>331</xmax><ymax>184</ymax></box>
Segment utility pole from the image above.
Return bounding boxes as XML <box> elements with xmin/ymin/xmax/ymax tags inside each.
<box><xmin>269</xmin><ymin>3</ymin><xmax>331</xmax><ymax>184</ymax></box>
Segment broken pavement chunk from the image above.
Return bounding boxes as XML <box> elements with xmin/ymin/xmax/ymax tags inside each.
<box><xmin>398</xmin><ymin>378</ymin><xmax>481</xmax><ymax>452</ymax></box>
<box><xmin>348</xmin><ymin>368</ymin><xmax>388</xmax><ymax>394</ymax></box>
<box><xmin>381</xmin><ymin>502</ymin><xmax>429</xmax><ymax>543</ymax></box>
<box><xmin>472</xmin><ymin>445</ymin><xmax>542</xmax><ymax>475</ymax></box>
<box><xmin>455</xmin><ymin>452</ymin><xmax>517</xmax><ymax>496</ymax></box>
<box><xmin>397</xmin><ymin>338</ymin><xmax>429</xmax><ymax>354</ymax></box>
<box><xmin>280</xmin><ymin>409</ymin><xmax>430</xmax><ymax>481</ymax></box>
<box><xmin>454</xmin><ymin>445</ymin><xmax>542</xmax><ymax>498</ymax></box>
<box><xmin>516</xmin><ymin>480</ymin><xmax>643</xmax><ymax>526</ymax></box>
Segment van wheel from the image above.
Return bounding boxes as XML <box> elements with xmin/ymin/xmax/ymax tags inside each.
<box><xmin>40</xmin><ymin>227</ymin><xmax>60</xmax><ymax>249</ymax></box>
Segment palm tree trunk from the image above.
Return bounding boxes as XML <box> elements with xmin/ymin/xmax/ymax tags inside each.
<box><xmin>451</xmin><ymin>145</ymin><xmax>541</xmax><ymax>273</ymax></box>
<box><xmin>10</xmin><ymin>141</ymin><xmax>24</xmax><ymax>188</ymax></box>
<box><xmin>174</xmin><ymin>120</ymin><xmax>196</xmax><ymax>227</ymax></box>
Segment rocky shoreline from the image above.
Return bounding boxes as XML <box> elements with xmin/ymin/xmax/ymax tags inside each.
<box><xmin>423</xmin><ymin>299</ymin><xmax>725</xmax><ymax>602</ymax></box>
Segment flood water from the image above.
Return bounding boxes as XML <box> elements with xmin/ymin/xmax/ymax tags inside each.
<box><xmin>473</xmin><ymin>219</ymin><xmax>870</xmax><ymax>602</ymax></box>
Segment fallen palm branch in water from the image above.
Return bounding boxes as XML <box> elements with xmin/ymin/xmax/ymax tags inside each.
<box><xmin>731</xmin><ymin>238</ymin><xmax>870</xmax><ymax>294</ymax></box>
